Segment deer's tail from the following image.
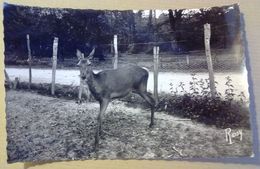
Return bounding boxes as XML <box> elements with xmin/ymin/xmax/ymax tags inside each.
<box><xmin>141</xmin><ymin>67</ymin><xmax>149</xmax><ymax>73</ymax></box>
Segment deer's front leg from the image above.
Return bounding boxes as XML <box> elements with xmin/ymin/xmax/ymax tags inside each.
<box><xmin>94</xmin><ymin>98</ymin><xmax>109</xmax><ymax>151</ymax></box>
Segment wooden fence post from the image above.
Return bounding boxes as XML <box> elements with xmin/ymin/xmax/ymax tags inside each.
<box><xmin>113</xmin><ymin>35</ymin><xmax>118</xmax><ymax>69</ymax></box>
<box><xmin>51</xmin><ymin>37</ymin><xmax>58</xmax><ymax>95</ymax></box>
<box><xmin>13</xmin><ymin>77</ymin><xmax>19</xmax><ymax>90</ymax></box>
<box><xmin>204</xmin><ymin>23</ymin><xmax>216</xmax><ymax>98</ymax></box>
<box><xmin>111</xmin><ymin>40</ymin><xmax>114</xmax><ymax>54</ymax></box>
<box><xmin>186</xmin><ymin>55</ymin><xmax>190</xmax><ymax>65</ymax></box>
<box><xmin>26</xmin><ymin>34</ymin><xmax>32</xmax><ymax>89</ymax></box>
<box><xmin>153</xmin><ymin>46</ymin><xmax>159</xmax><ymax>104</ymax></box>
<box><xmin>4</xmin><ymin>69</ymin><xmax>12</xmax><ymax>88</ymax></box>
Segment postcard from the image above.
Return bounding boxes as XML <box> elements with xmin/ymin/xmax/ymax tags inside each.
<box><xmin>3</xmin><ymin>3</ymin><xmax>253</xmax><ymax>162</ymax></box>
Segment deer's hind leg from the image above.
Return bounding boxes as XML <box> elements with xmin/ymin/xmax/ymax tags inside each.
<box><xmin>138</xmin><ymin>91</ymin><xmax>155</xmax><ymax>128</ymax></box>
<box><xmin>136</xmin><ymin>77</ymin><xmax>156</xmax><ymax>127</ymax></box>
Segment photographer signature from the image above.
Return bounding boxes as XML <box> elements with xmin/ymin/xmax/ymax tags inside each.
<box><xmin>225</xmin><ymin>128</ymin><xmax>243</xmax><ymax>144</ymax></box>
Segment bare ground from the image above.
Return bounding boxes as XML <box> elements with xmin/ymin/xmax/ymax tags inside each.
<box><xmin>5</xmin><ymin>90</ymin><xmax>253</xmax><ymax>163</ymax></box>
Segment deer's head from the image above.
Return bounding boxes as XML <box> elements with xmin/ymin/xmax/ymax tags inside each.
<box><xmin>77</xmin><ymin>48</ymin><xmax>95</xmax><ymax>80</ymax></box>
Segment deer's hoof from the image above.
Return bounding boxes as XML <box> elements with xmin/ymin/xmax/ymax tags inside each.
<box><xmin>149</xmin><ymin>123</ymin><xmax>154</xmax><ymax>128</ymax></box>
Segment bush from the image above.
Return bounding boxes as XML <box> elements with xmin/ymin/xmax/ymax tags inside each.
<box><xmin>157</xmin><ymin>74</ymin><xmax>250</xmax><ymax>129</ymax></box>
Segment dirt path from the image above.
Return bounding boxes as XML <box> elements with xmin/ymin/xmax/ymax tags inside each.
<box><xmin>5</xmin><ymin>90</ymin><xmax>252</xmax><ymax>162</ymax></box>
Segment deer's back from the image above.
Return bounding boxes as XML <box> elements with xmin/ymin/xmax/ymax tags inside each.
<box><xmin>95</xmin><ymin>65</ymin><xmax>148</xmax><ymax>96</ymax></box>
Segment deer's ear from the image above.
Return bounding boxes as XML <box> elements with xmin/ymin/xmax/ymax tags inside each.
<box><xmin>88</xmin><ymin>48</ymin><xmax>95</xmax><ymax>60</ymax></box>
<box><xmin>76</xmin><ymin>49</ymin><xmax>83</xmax><ymax>60</ymax></box>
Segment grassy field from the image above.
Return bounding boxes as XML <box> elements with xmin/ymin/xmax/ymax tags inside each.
<box><xmin>6</xmin><ymin>90</ymin><xmax>253</xmax><ymax>162</ymax></box>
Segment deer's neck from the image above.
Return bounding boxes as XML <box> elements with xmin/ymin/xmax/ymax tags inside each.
<box><xmin>85</xmin><ymin>67</ymin><xmax>96</xmax><ymax>86</ymax></box>
<box><xmin>85</xmin><ymin>68</ymin><xmax>101</xmax><ymax>98</ymax></box>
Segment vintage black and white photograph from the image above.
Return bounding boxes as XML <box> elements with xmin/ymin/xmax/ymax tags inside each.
<box><xmin>4</xmin><ymin>3</ymin><xmax>253</xmax><ymax>162</ymax></box>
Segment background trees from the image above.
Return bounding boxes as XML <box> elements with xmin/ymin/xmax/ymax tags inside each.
<box><xmin>3</xmin><ymin>3</ymin><xmax>241</xmax><ymax>61</ymax></box>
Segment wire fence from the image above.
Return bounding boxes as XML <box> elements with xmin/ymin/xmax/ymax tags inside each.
<box><xmin>114</xmin><ymin>52</ymin><xmax>243</xmax><ymax>73</ymax></box>
<box><xmin>10</xmin><ymin>44</ymin><xmax>242</xmax><ymax>74</ymax></box>
<box><xmin>85</xmin><ymin>32</ymin><xmax>239</xmax><ymax>47</ymax></box>
<box><xmin>5</xmin><ymin>23</ymin><xmax>244</xmax><ymax>100</ymax></box>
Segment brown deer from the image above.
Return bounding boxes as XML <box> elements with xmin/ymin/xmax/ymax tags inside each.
<box><xmin>76</xmin><ymin>48</ymin><xmax>156</xmax><ymax>151</ymax></box>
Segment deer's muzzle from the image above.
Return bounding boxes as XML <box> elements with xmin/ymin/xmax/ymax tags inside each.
<box><xmin>81</xmin><ymin>76</ymin><xmax>86</xmax><ymax>80</ymax></box>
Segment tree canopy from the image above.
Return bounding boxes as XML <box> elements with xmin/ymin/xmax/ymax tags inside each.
<box><xmin>4</xmin><ymin>3</ymin><xmax>241</xmax><ymax>61</ymax></box>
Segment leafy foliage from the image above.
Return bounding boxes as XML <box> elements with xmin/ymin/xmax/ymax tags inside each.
<box><xmin>159</xmin><ymin>74</ymin><xmax>250</xmax><ymax>129</ymax></box>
